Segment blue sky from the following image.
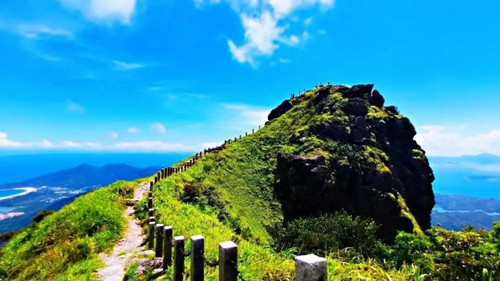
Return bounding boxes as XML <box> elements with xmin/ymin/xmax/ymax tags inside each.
<box><xmin>0</xmin><ymin>0</ymin><xmax>499</xmax><ymax>156</ymax></box>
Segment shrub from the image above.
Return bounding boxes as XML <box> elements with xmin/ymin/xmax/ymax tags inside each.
<box><xmin>275</xmin><ymin>212</ymin><xmax>381</xmax><ymax>257</ymax></box>
<box><xmin>32</xmin><ymin>210</ymin><xmax>55</xmax><ymax>223</ymax></box>
<box><xmin>387</xmin><ymin>232</ymin><xmax>433</xmax><ymax>272</ymax></box>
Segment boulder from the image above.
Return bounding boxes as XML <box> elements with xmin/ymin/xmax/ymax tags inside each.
<box><xmin>342</xmin><ymin>98</ymin><xmax>369</xmax><ymax>116</ymax></box>
<box><xmin>370</xmin><ymin>89</ymin><xmax>385</xmax><ymax>107</ymax></box>
<box><xmin>268</xmin><ymin>100</ymin><xmax>293</xmax><ymax>121</ymax></box>
<box><xmin>340</xmin><ymin>84</ymin><xmax>374</xmax><ymax>99</ymax></box>
<box><xmin>311</xmin><ymin>122</ymin><xmax>350</xmax><ymax>142</ymax></box>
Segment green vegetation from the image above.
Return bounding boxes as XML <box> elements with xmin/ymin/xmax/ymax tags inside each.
<box><xmin>137</xmin><ymin>176</ymin><xmax>294</xmax><ymax>280</ymax></box>
<box><xmin>367</xmin><ymin>105</ymin><xmax>389</xmax><ymax>120</ymax></box>
<box><xmin>1</xmin><ymin>85</ymin><xmax>499</xmax><ymax>280</ymax></box>
<box><xmin>0</xmin><ymin>179</ymin><xmax>142</xmax><ymax>281</ymax></box>
<box><xmin>274</xmin><ymin>213</ymin><xmax>381</xmax><ymax>257</ymax></box>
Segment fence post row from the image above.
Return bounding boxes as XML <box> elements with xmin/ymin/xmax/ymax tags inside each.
<box><xmin>219</xmin><ymin>241</ymin><xmax>238</xmax><ymax>281</ymax></box>
<box><xmin>295</xmin><ymin>254</ymin><xmax>327</xmax><ymax>281</ymax></box>
<box><xmin>174</xmin><ymin>236</ymin><xmax>185</xmax><ymax>281</ymax></box>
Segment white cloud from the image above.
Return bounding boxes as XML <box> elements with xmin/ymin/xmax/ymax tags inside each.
<box><xmin>109</xmin><ymin>132</ymin><xmax>119</xmax><ymax>139</ymax></box>
<box><xmin>0</xmin><ymin>132</ymin><xmax>214</xmax><ymax>152</ymax></box>
<box><xmin>223</xmin><ymin>103</ymin><xmax>270</xmax><ymax>126</ymax></box>
<box><xmin>151</xmin><ymin>123</ymin><xmax>166</xmax><ymax>134</ymax></box>
<box><xmin>42</xmin><ymin>140</ymin><xmax>54</xmax><ymax>147</ymax></box>
<box><xmin>0</xmin><ymin>132</ymin><xmax>28</xmax><ymax>148</ymax></box>
<box><xmin>67</xmin><ymin>100</ymin><xmax>86</xmax><ymax>113</ymax></box>
<box><xmin>278</xmin><ymin>58</ymin><xmax>290</xmax><ymax>64</ymax></box>
<box><xmin>112</xmin><ymin>141</ymin><xmax>194</xmax><ymax>151</ymax></box>
<box><xmin>59</xmin><ymin>0</ymin><xmax>137</xmax><ymax>24</ymax></box>
<box><xmin>0</xmin><ymin>133</ymin><xmax>101</xmax><ymax>150</ymax></box>
<box><xmin>112</xmin><ymin>60</ymin><xmax>144</xmax><ymax>71</ymax></box>
<box><xmin>415</xmin><ymin>124</ymin><xmax>500</xmax><ymax>156</ymax></box>
<box><xmin>127</xmin><ymin>127</ymin><xmax>140</xmax><ymax>134</ymax></box>
<box><xmin>17</xmin><ymin>24</ymin><xmax>73</xmax><ymax>39</ymax></box>
<box><xmin>197</xmin><ymin>0</ymin><xmax>334</xmax><ymax>64</ymax></box>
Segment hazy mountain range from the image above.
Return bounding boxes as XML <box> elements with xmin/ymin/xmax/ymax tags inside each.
<box><xmin>0</xmin><ymin>164</ymin><xmax>160</xmax><ymax>234</ymax></box>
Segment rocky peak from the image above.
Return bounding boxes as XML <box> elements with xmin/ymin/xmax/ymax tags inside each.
<box><xmin>270</xmin><ymin>84</ymin><xmax>435</xmax><ymax>239</ymax></box>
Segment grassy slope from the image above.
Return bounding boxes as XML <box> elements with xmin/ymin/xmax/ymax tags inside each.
<box><xmin>139</xmin><ymin>168</ymin><xmax>421</xmax><ymax>280</ymax></box>
<box><xmin>0</xmin><ymin>179</ymin><xmax>144</xmax><ymax>281</ymax></box>
<box><xmin>148</xmin><ymin>87</ymin><xmax>420</xmax><ymax>246</ymax></box>
<box><xmin>133</xmin><ymin>87</ymin><xmax>422</xmax><ymax>279</ymax></box>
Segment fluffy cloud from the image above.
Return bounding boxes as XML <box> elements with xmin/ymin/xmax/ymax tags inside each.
<box><xmin>109</xmin><ymin>132</ymin><xmax>119</xmax><ymax>139</ymax></box>
<box><xmin>0</xmin><ymin>133</ymin><xmax>101</xmax><ymax>150</ymax></box>
<box><xmin>0</xmin><ymin>132</ymin><xmax>209</xmax><ymax>152</ymax></box>
<box><xmin>59</xmin><ymin>0</ymin><xmax>137</xmax><ymax>24</ymax></box>
<box><xmin>223</xmin><ymin>103</ymin><xmax>270</xmax><ymax>126</ymax></box>
<box><xmin>151</xmin><ymin>123</ymin><xmax>167</xmax><ymax>134</ymax></box>
<box><xmin>127</xmin><ymin>127</ymin><xmax>140</xmax><ymax>134</ymax></box>
<box><xmin>197</xmin><ymin>0</ymin><xmax>334</xmax><ymax>64</ymax></box>
<box><xmin>415</xmin><ymin>125</ymin><xmax>500</xmax><ymax>156</ymax></box>
<box><xmin>66</xmin><ymin>100</ymin><xmax>86</xmax><ymax>113</ymax></box>
<box><xmin>0</xmin><ymin>132</ymin><xmax>28</xmax><ymax>148</ymax></box>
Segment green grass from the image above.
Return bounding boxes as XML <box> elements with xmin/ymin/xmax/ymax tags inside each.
<box><xmin>0</xmin><ymin>179</ymin><xmax>143</xmax><ymax>281</ymax></box>
<box><xmin>138</xmin><ymin>177</ymin><xmax>294</xmax><ymax>280</ymax></box>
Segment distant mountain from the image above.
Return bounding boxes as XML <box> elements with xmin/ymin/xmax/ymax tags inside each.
<box><xmin>432</xmin><ymin>193</ymin><xmax>500</xmax><ymax>230</ymax></box>
<box><xmin>1</xmin><ymin>164</ymin><xmax>160</xmax><ymax>189</ymax></box>
<box><xmin>0</xmin><ymin>164</ymin><xmax>160</xmax><ymax>235</ymax></box>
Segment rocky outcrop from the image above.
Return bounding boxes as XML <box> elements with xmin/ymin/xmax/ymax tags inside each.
<box><xmin>268</xmin><ymin>100</ymin><xmax>293</xmax><ymax>121</ymax></box>
<box><xmin>272</xmin><ymin>84</ymin><xmax>435</xmax><ymax>239</ymax></box>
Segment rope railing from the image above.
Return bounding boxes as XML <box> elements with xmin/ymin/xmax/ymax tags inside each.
<box><xmin>139</xmin><ymin>128</ymin><xmax>326</xmax><ymax>281</ymax></box>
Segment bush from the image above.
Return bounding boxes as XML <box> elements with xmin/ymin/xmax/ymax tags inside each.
<box><xmin>32</xmin><ymin>210</ymin><xmax>54</xmax><ymax>223</ymax></box>
<box><xmin>275</xmin><ymin>212</ymin><xmax>381</xmax><ymax>257</ymax></box>
<box><xmin>386</xmin><ymin>232</ymin><xmax>433</xmax><ymax>272</ymax></box>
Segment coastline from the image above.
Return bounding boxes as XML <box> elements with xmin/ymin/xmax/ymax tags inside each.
<box><xmin>0</xmin><ymin>187</ymin><xmax>37</xmax><ymax>201</ymax></box>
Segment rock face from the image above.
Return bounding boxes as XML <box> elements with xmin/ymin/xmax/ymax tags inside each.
<box><xmin>268</xmin><ymin>100</ymin><xmax>293</xmax><ymax>121</ymax></box>
<box><xmin>271</xmin><ymin>84</ymin><xmax>435</xmax><ymax>239</ymax></box>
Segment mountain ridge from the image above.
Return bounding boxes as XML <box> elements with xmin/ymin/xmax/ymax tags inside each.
<box><xmin>0</xmin><ymin>163</ymin><xmax>160</xmax><ymax>189</ymax></box>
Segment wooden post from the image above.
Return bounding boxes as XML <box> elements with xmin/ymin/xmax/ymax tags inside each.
<box><xmin>157</xmin><ymin>172</ymin><xmax>161</xmax><ymax>181</ymax></box>
<box><xmin>148</xmin><ymin>197</ymin><xmax>153</xmax><ymax>209</ymax></box>
<box><xmin>156</xmin><ymin>224</ymin><xmax>164</xmax><ymax>257</ymax></box>
<box><xmin>148</xmin><ymin>208</ymin><xmax>154</xmax><ymax>217</ymax></box>
<box><xmin>174</xmin><ymin>236</ymin><xmax>185</xmax><ymax>281</ymax></box>
<box><xmin>150</xmin><ymin>181</ymin><xmax>153</xmax><ymax>191</ymax></box>
<box><xmin>155</xmin><ymin>176</ymin><xmax>158</xmax><ymax>184</ymax></box>
<box><xmin>295</xmin><ymin>254</ymin><xmax>327</xmax><ymax>281</ymax></box>
<box><xmin>191</xmin><ymin>235</ymin><xmax>204</xmax><ymax>281</ymax></box>
<box><xmin>163</xmin><ymin>226</ymin><xmax>173</xmax><ymax>270</ymax></box>
<box><xmin>148</xmin><ymin>222</ymin><xmax>155</xmax><ymax>249</ymax></box>
<box><xmin>149</xmin><ymin>216</ymin><xmax>155</xmax><ymax>223</ymax></box>
<box><xmin>219</xmin><ymin>241</ymin><xmax>238</xmax><ymax>281</ymax></box>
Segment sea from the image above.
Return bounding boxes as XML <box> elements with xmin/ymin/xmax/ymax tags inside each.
<box><xmin>0</xmin><ymin>189</ymin><xmax>26</xmax><ymax>200</ymax></box>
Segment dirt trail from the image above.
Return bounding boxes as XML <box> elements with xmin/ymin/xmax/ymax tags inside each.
<box><xmin>97</xmin><ymin>182</ymin><xmax>150</xmax><ymax>281</ymax></box>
